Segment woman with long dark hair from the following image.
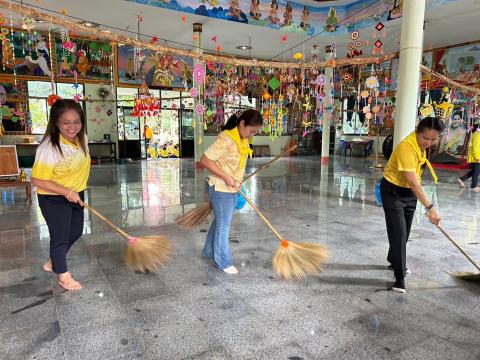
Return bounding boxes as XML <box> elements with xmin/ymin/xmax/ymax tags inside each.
<box><xmin>200</xmin><ymin>109</ymin><xmax>263</xmax><ymax>274</ymax></box>
<box><xmin>31</xmin><ymin>99</ymin><xmax>90</xmax><ymax>291</ymax></box>
<box><xmin>381</xmin><ymin>117</ymin><xmax>444</xmax><ymax>293</ymax></box>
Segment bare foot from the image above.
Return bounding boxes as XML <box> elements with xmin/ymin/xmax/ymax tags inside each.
<box><xmin>58</xmin><ymin>272</ymin><xmax>82</xmax><ymax>291</ymax></box>
<box><xmin>457</xmin><ymin>179</ymin><xmax>465</xmax><ymax>188</ymax></box>
<box><xmin>473</xmin><ymin>187</ymin><xmax>480</xmax><ymax>193</ymax></box>
<box><xmin>42</xmin><ymin>258</ymin><xmax>52</xmax><ymax>272</ymax></box>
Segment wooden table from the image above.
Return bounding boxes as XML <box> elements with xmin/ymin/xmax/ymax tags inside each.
<box><xmin>0</xmin><ymin>176</ymin><xmax>32</xmax><ymax>202</ymax></box>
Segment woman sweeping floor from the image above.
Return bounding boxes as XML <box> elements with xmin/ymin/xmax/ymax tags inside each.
<box><xmin>200</xmin><ymin>109</ymin><xmax>263</xmax><ymax>274</ymax></box>
<box><xmin>381</xmin><ymin>117</ymin><xmax>444</xmax><ymax>294</ymax></box>
<box><xmin>31</xmin><ymin>99</ymin><xmax>90</xmax><ymax>291</ymax></box>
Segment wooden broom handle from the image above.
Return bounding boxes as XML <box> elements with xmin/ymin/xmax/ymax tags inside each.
<box><xmin>83</xmin><ymin>203</ymin><xmax>130</xmax><ymax>240</ymax></box>
<box><xmin>436</xmin><ymin>224</ymin><xmax>480</xmax><ymax>272</ymax></box>
<box><xmin>241</xmin><ymin>145</ymin><xmax>297</xmax><ymax>184</ymax></box>
<box><xmin>237</xmin><ymin>188</ymin><xmax>283</xmax><ymax>242</ymax></box>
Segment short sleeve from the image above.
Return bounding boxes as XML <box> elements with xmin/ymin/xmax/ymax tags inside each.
<box><xmin>396</xmin><ymin>143</ymin><xmax>417</xmax><ymax>172</ymax></box>
<box><xmin>31</xmin><ymin>142</ymin><xmax>58</xmax><ymax>180</ymax></box>
<box><xmin>204</xmin><ymin>136</ymin><xmax>228</xmax><ymax>162</ymax></box>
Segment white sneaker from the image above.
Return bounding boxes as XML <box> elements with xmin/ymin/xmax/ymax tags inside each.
<box><xmin>223</xmin><ymin>265</ymin><xmax>238</xmax><ymax>275</ymax></box>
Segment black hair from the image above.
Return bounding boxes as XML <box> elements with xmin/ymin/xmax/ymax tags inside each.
<box><xmin>42</xmin><ymin>99</ymin><xmax>87</xmax><ymax>156</ymax></box>
<box><xmin>416</xmin><ymin>116</ymin><xmax>445</xmax><ymax>134</ymax></box>
<box><xmin>473</xmin><ymin>123</ymin><xmax>479</xmax><ymax>132</ymax></box>
<box><xmin>221</xmin><ymin>109</ymin><xmax>263</xmax><ymax>131</ymax></box>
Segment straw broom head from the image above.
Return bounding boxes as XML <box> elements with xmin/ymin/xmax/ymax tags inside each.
<box><xmin>272</xmin><ymin>239</ymin><xmax>328</xmax><ymax>280</ymax></box>
<box><xmin>176</xmin><ymin>202</ymin><xmax>212</xmax><ymax>230</ymax></box>
<box><xmin>124</xmin><ymin>235</ymin><xmax>172</xmax><ymax>273</ymax></box>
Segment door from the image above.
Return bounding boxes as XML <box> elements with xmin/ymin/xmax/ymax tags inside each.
<box><xmin>117</xmin><ymin>107</ymin><xmax>146</xmax><ymax>159</ymax></box>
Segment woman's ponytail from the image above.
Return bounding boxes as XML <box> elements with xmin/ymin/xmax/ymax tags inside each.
<box><xmin>222</xmin><ymin>114</ymin><xmax>239</xmax><ymax>130</ymax></box>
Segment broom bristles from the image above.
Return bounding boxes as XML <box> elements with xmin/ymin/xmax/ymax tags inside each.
<box><xmin>176</xmin><ymin>202</ymin><xmax>212</xmax><ymax>230</ymax></box>
<box><xmin>272</xmin><ymin>240</ymin><xmax>328</xmax><ymax>280</ymax></box>
<box><xmin>124</xmin><ymin>235</ymin><xmax>172</xmax><ymax>273</ymax></box>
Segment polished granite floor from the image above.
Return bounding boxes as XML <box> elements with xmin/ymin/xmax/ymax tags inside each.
<box><xmin>1</xmin><ymin>156</ymin><xmax>479</xmax><ymax>360</ymax></box>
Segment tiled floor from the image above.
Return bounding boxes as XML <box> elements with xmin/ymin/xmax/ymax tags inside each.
<box><xmin>1</xmin><ymin>156</ymin><xmax>479</xmax><ymax>359</ymax></box>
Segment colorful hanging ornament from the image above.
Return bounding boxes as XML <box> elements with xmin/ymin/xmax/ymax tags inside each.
<box><xmin>193</xmin><ymin>63</ymin><xmax>206</xmax><ymax>84</ymax></box>
<box><xmin>372</xmin><ymin>22</ymin><xmax>385</xmax><ymax>55</ymax></box>
<box><xmin>189</xmin><ymin>87</ymin><xmax>198</xmax><ymax>97</ymax></box>
<box><xmin>195</xmin><ymin>104</ymin><xmax>206</xmax><ymax>115</ymax></box>
<box><xmin>365</xmin><ymin>75</ymin><xmax>379</xmax><ymax>89</ymax></box>
<box><xmin>268</xmin><ymin>77</ymin><xmax>280</xmax><ymax>91</ymax></box>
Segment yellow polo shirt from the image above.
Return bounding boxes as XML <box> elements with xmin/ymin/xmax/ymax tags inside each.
<box><xmin>204</xmin><ymin>131</ymin><xmax>245</xmax><ymax>193</ymax></box>
<box><xmin>468</xmin><ymin>131</ymin><xmax>480</xmax><ymax>163</ymax></box>
<box><xmin>32</xmin><ymin>135</ymin><xmax>91</xmax><ymax>194</ymax></box>
<box><xmin>383</xmin><ymin>139</ymin><xmax>424</xmax><ymax>188</ymax></box>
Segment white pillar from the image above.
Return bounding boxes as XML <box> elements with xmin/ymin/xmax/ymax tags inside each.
<box><xmin>393</xmin><ymin>0</ymin><xmax>426</xmax><ymax>147</ymax></box>
<box><xmin>321</xmin><ymin>46</ymin><xmax>334</xmax><ymax>164</ymax></box>
<box><xmin>193</xmin><ymin>23</ymin><xmax>204</xmax><ymax>168</ymax></box>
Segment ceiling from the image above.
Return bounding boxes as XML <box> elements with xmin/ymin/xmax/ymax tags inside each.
<box><xmin>12</xmin><ymin>0</ymin><xmax>480</xmax><ymax>62</ymax></box>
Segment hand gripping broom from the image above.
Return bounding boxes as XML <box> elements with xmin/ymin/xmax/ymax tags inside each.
<box><xmin>176</xmin><ymin>145</ymin><xmax>297</xmax><ymax>230</ymax></box>
<box><xmin>83</xmin><ymin>203</ymin><xmax>172</xmax><ymax>273</ymax></box>
<box><xmin>237</xmin><ymin>188</ymin><xmax>328</xmax><ymax>280</ymax></box>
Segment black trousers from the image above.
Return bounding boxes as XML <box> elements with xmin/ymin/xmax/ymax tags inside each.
<box><xmin>460</xmin><ymin>163</ymin><xmax>480</xmax><ymax>188</ymax></box>
<box><xmin>380</xmin><ymin>178</ymin><xmax>417</xmax><ymax>280</ymax></box>
<box><xmin>38</xmin><ymin>192</ymin><xmax>85</xmax><ymax>274</ymax></box>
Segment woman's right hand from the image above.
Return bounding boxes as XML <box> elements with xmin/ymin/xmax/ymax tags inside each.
<box><xmin>66</xmin><ymin>190</ymin><xmax>83</xmax><ymax>205</ymax></box>
<box><xmin>427</xmin><ymin>207</ymin><xmax>441</xmax><ymax>225</ymax></box>
<box><xmin>223</xmin><ymin>175</ymin><xmax>236</xmax><ymax>188</ymax></box>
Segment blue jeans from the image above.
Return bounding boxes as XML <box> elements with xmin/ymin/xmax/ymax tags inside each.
<box><xmin>202</xmin><ymin>185</ymin><xmax>237</xmax><ymax>269</ymax></box>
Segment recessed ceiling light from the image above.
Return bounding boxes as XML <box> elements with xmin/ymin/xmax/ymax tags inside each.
<box><xmin>236</xmin><ymin>45</ymin><xmax>252</xmax><ymax>50</ymax></box>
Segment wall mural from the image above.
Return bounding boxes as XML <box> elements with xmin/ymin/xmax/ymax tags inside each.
<box><xmin>126</xmin><ymin>0</ymin><xmax>456</xmax><ymax>36</ymax></box>
<box><xmin>117</xmin><ymin>45</ymin><xmax>192</xmax><ymax>88</ymax></box>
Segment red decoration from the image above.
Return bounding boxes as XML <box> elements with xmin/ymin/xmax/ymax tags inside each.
<box><xmin>150</xmin><ymin>36</ymin><xmax>158</xmax><ymax>44</ymax></box>
<box><xmin>131</xmin><ymin>83</ymin><xmax>160</xmax><ymax>117</ymax></box>
<box><xmin>47</xmin><ymin>94</ymin><xmax>61</xmax><ymax>106</ymax></box>
<box><xmin>181</xmin><ymin>15</ymin><xmax>187</xmax><ymax>23</ymax></box>
<box><xmin>280</xmin><ymin>35</ymin><xmax>288</xmax><ymax>43</ymax></box>
<box><xmin>211</xmin><ymin>36</ymin><xmax>217</xmax><ymax>42</ymax></box>
<box><xmin>374</xmin><ymin>40</ymin><xmax>383</xmax><ymax>48</ymax></box>
<box><xmin>215</xmin><ymin>44</ymin><xmax>222</xmax><ymax>52</ymax></box>
<box><xmin>375</xmin><ymin>22</ymin><xmax>385</xmax><ymax>32</ymax></box>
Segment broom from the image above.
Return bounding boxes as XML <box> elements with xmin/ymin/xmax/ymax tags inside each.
<box><xmin>237</xmin><ymin>188</ymin><xmax>328</xmax><ymax>280</ymax></box>
<box><xmin>436</xmin><ymin>224</ymin><xmax>480</xmax><ymax>282</ymax></box>
<box><xmin>176</xmin><ymin>145</ymin><xmax>297</xmax><ymax>230</ymax></box>
<box><xmin>83</xmin><ymin>203</ymin><xmax>172</xmax><ymax>273</ymax></box>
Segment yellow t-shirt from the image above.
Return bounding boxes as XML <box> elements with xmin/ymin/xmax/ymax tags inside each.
<box><xmin>32</xmin><ymin>134</ymin><xmax>91</xmax><ymax>194</ymax></box>
<box><xmin>204</xmin><ymin>131</ymin><xmax>246</xmax><ymax>193</ymax></box>
<box><xmin>145</xmin><ymin>127</ymin><xmax>153</xmax><ymax>140</ymax></box>
<box><xmin>468</xmin><ymin>131</ymin><xmax>480</xmax><ymax>163</ymax></box>
<box><xmin>383</xmin><ymin>137</ymin><xmax>425</xmax><ymax>188</ymax></box>
<box><xmin>159</xmin><ymin>149</ymin><xmax>169</xmax><ymax>158</ymax></box>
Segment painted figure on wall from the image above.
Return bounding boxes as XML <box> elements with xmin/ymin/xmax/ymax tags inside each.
<box><xmin>325</xmin><ymin>7</ymin><xmax>338</xmax><ymax>32</ymax></box>
<box><xmin>76</xmin><ymin>49</ymin><xmax>91</xmax><ymax>76</ymax></box>
<box><xmin>249</xmin><ymin>0</ymin><xmax>262</xmax><ymax>20</ymax></box>
<box><xmin>300</xmin><ymin>6</ymin><xmax>310</xmax><ymax>30</ymax></box>
<box><xmin>283</xmin><ymin>2</ymin><xmax>293</xmax><ymax>27</ymax></box>
<box><xmin>229</xmin><ymin>0</ymin><xmax>242</xmax><ymax>19</ymax></box>
<box><xmin>269</xmin><ymin>0</ymin><xmax>280</xmax><ymax>24</ymax></box>
<box><xmin>25</xmin><ymin>35</ymin><xmax>51</xmax><ymax>76</ymax></box>
<box><xmin>388</xmin><ymin>0</ymin><xmax>403</xmax><ymax>21</ymax></box>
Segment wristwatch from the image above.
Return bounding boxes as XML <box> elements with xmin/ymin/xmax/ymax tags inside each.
<box><xmin>425</xmin><ymin>204</ymin><xmax>434</xmax><ymax>212</ymax></box>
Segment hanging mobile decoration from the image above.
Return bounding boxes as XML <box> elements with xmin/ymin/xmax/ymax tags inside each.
<box><xmin>372</xmin><ymin>22</ymin><xmax>385</xmax><ymax>55</ymax></box>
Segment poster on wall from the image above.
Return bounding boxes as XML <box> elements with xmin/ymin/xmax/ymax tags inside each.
<box><xmin>0</xmin><ymin>30</ymin><xmax>113</xmax><ymax>82</ymax></box>
<box><xmin>442</xmin><ymin>43</ymin><xmax>480</xmax><ymax>86</ymax></box>
<box><xmin>117</xmin><ymin>45</ymin><xmax>192</xmax><ymax>88</ymax></box>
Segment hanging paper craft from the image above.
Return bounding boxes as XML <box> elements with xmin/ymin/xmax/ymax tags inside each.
<box><xmin>189</xmin><ymin>87</ymin><xmax>198</xmax><ymax>97</ymax></box>
<box><xmin>372</xmin><ymin>22</ymin><xmax>386</xmax><ymax>55</ymax></box>
<box><xmin>195</xmin><ymin>104</ymin><xmax>206</xmax><ymax>115</ymax></box>
<box><xmin>193</xmin><ymin>63</ymin><xmax>206</xmax><ymax>84</ymax></box>
<box><xmin>268</xmin><ymin>77</ymin><xmax>280</xmax><ymax>91</ymax></box>
<box><xmin>365</xmin><ymin>76</ymin><xmax>379</xmax><ymax>89</ymax></box>
<box><xmin>342</xmin><ymin>73</ymin><xmax>353</xmax><ymax>82</ymax></box>
<box><xmin>350</xmin><ymin>30</ymin><xmax>359</xmax><ymax>40</ymax></box>
<box><xmin>316</xmin><ymin>74</ymin><xmax>326</xmax><ymax>86</ymax></box>
<box><xmin>360</xmin><ymin>90</ymin><xmax>369</xmax><ymax>99</ymax></box>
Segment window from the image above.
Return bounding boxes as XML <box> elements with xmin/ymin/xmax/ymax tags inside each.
<box><xmin>28</xmin><ymin>81</ymin><xmax>84</xmax><ymax>134</ymax></box>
